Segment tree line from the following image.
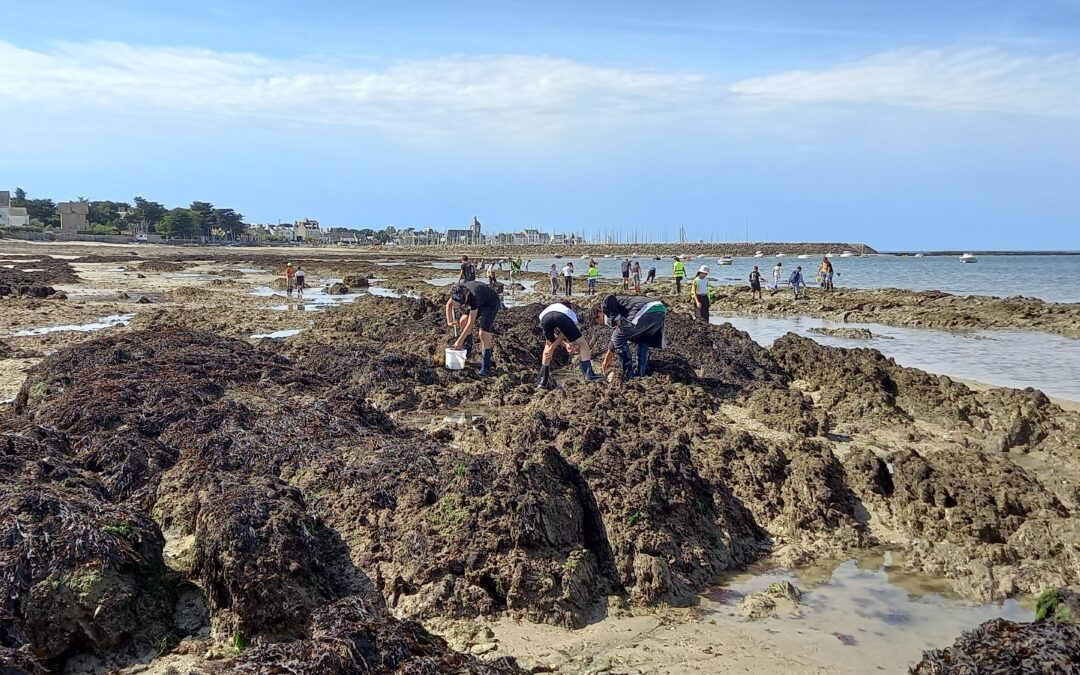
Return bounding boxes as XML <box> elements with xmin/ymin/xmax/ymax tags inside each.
<box><xmin>8</xmin><ymin>188</ymin><xmax>246</xmax><ymax>239</ymax></box>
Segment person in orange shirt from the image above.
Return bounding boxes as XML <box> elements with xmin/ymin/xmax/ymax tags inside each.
<box><xmin>285</xmin><ymin>262</ymin><xmax>296</xmax><ymax>296</ymax></box>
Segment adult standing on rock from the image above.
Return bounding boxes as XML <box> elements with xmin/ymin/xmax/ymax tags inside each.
<box><xmin>749</xmin><ymin>265</ymin><xmax>763</xmax><ymax>301</ymax></box>
<box><xmin>285</xmin><ymin>262</ymin><xmax>296</xmax><ymax>296</ymax></box>
<box><xmin>771</xmin><ymin>261</ymin><xmax>783</xmax><ymax>295</ymax></box>
<box><xmin>549</xmin><ymin>264</ymin><xmax>559</xmax><ymax>295</ymax></box>
<box><xmin>632</xmin><ymin>260</ymin><xmax>642</xmax><ymax>292</ymax></box>
<box><xmin>819</xmin><ymin>255</ymin><xmax>834</xmax><ymax>291</ymax></box>
<box><xmin>562</xmin><ymin>261</ymin><xmax>575</xmax><ymax>297</ymax></box>
<box><xmin>587</xmin><ymin>259</ymin><xmax>600</xmax><ymax>295</ymax></box>
<box><xmin>294</xmin><ymin>266</ymin><xmax>306</xmax><ymax>296</ymax></box>
<box><xmin>596</xmin><ymin>294</ymin><xmax>667</xmax><ymax>378</ymax></box>
<box><xmin>446</xmin><ymin>281</ymin><xmax>500</xmax><ymax>376</ymax></box>
<box><xmin>673</xmin><ymin>256</ymin><xmax>686</xmax><ymax>295</ymax></box>
<box><xmin>692</xmin><ymin>265</ymin><xmax>711</xmax><ymax>322</ymax></box>
<box><xmin>536</xmin><ymin>302</ymin><xmax>605</xmax><ymax>388</ymax></box>
<box><xmin>621</xmin><ymin>257</ymin><xmax>631</xmax><ymax>290</ymax></box>
<box><xmin>789</xmin><ymin>266</ymin><xmax>805</xmax><ymax>300</ymax></box>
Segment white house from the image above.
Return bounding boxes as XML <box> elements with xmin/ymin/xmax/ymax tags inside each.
<box><xmin>0</xmin><ymin>191</ymin><xmax>30</xmax><ymax>227</ymax></box>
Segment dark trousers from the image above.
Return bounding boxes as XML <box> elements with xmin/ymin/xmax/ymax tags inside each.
<box><xmin>564</xmin><ymin>277</ymin><xmax>572</xmax><ymax>296</ymax></box>
<box><xmin>550</xmin><ymin>278</ymin><xmax>558</xmax><ymax>294</ymax></box>
<box><xmin>675</xmin><ymin>277</ymin><xmax>682</xmax><ymax>294</ymax></box>
<box><xmin>696</xmin><ymin>294</ymin><xmax>710</xmax><ymax>321</ymax></box>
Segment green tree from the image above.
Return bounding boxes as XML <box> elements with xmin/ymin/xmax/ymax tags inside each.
<box><xmin>25</xmin><ymin>199</ymin><xmax>58</xmax><ymax>227</ymax></box>
<box><xmin>88</xmin><ymin>200</ymin><xmax>130</xmax><ymax>227</ymax></box>
<box><xmin>13</xmin><ymin>187</ymin><xmax>26</xmax><ymax>205</ymax></box>
<box><xmin>132</xmin><ymin>196</ymin><xmax>166</xmax><ymax>231</ymax></box>
<box><xmin>156</xmin><ymin>209</ymin><xmax>195</xmax><ymax>239</ymax></box>
<box><xmin>211</xmin><ymin>208</ymin><xmax>245</xmax><ymax>240</ymax></box>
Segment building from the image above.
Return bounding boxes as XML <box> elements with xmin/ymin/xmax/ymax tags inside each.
<box><xmin>57</xmin><ymin>202</ymin><xmax>90</xmax><ymax>232</ymax></box>
<box><xmin>0</xmin><ymin>191</ymin><xmax>29</xmax><ymax>227</ymax></box>
<box><xmin>294</xmin><ymin>218</ymin><xmax>321</xmax><ymax>241</ymax></box>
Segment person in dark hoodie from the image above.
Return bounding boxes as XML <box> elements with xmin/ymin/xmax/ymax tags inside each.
<box><xmin>595</xmin><ymin>294</ymin><xmax>667</xmax><ymax>378</ymax></box>
<box><xmin>536</xmin><ymin>301</ymin><xmax>605</xmax><ymax>388</ymax></box>
<box><xmin>445</xmin><ymin>281</ymin><xmax>500</xmax><ymax>376</ymax></box>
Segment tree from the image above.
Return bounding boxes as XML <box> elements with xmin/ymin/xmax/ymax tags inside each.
<box><xmin>13</xmin><ymin>188</ymin><xmax>26</xmax><ymax>205</ymax></box>
<box><xmin>25</xmin><ymin>199</ymin><xmax>58</xmax><ymax>227</ymax></box>
<box><xmin>211</xmin><ymin>208</ymin><xmax>245</xmax><ymax>240</ymax></box>
<box><xmin>131</xmin><ymin>197</ymin><xmax>166</xmax><ymax>231</ymax></box>
<box><xmin>88</xmin><ymin>201</ymin><xmax>129</xmax><ymax>227</ymax></box>
<box><xmin>156</xmin><ymin>209</ymin><xmax>195</xmax><ymax>239</ymax></box>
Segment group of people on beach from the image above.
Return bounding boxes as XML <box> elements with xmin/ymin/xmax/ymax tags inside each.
<box><xmin>283</xmin><ymin>262</ymin><xmax>306</xmax><ymax>296</ymax></box>
<box><xmin>444</xmin><ymin>280</ymin><xmax>667</xmax><ymax>388</ymax></box>
<box><xmin>456</xmin><ymin>256</ymin><xmax>526</xmax><ymax>286</ymax></box>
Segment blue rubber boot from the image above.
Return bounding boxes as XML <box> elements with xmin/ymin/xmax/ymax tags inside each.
<box><xmin>636</xmin><ymin>343</ymin><xmax>650</xmax><ymax>377</ymax></box>
<box><xmin>478</xmin><ymin>348</ymin><xmax>493</xmax><ymax>376</ymax></box>
<box><xmin>579</xmin><ymin>359</ymin><xmax>605</xmax><ymax>381</ymax></box>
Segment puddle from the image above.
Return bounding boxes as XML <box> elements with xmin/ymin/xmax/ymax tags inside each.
<box><xmin>250</xmin><ymin>329</ymin><xmax>303</xmax><ymax>339</ymax></box>
<box><xmin>711</xmin><ymin>313</ymin><xmax>1080</xmax><ymax>402</ymax></box>
<box><xmin>12</xmin><ymin>313</ymin><xmax>135</xmax><ymax>336</ymax></box>
<box><xmin>20</xmin><ymin>268</ymin><xmax>46</xmax><ymax>272</ymax></box>
<box><xmin>235</xmin><ymin>268</ymin><xmax>267</xmax><ymax>274</ymax></box>
<box><xmin>701</xmin><ymin>551</ymin><xmax>1032</xmax><ymax>669</ymax></box>
<box><xmin>397</xmin><ymin>407</ymin><xmax>495</xmax><ymax>427</ymax></box>
<box><xmin>375</xmin><ymin>261</ymin><xmax>408</xmax><ymax>266</ymax></box>
<box><xmin>47</xmin><ymin>254</ymin><xmax>84</xmax><ymax>259</ymax></box>
<box><xmin>425</xmin><ymin>276</ymin><xmax>461</xmax><ymax>287</ymax></box>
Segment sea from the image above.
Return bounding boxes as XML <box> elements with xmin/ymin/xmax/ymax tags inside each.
<box><xmin>446</xmin><ymin>254</ymin><xmax>1080</xmax><ymax>304</ymax></box>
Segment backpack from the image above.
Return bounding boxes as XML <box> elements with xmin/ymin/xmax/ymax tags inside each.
<box><xmin>462</xmin><ymin>263</ymin><xmax>476</xmax><ymax>282</ymax></box>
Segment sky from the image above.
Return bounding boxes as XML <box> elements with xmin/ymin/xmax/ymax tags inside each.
<box><xmin>2</xmin><ymin>0</ymin><xmax>1079</xmax><ymax>250</ymax></box>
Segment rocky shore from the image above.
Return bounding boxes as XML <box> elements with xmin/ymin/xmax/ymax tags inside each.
<box><xmin>0</xmin><ymin>242</ymin><xmax>1078</xmax><ymax>674</ymax></box>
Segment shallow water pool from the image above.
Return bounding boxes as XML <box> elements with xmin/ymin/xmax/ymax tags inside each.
<box><xmin>11</xmin><ymin>313</ymin><xmax>135</xmax><ymax>336</ymax></box>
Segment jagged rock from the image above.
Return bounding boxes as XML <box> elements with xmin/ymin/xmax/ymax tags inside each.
<box><xmin>325</xmin><ymin>282</ymin><xmax>350</xmax><ymax>295</ymax></box>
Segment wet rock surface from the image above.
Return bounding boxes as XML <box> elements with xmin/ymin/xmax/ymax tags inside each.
<box><xmin>910</xmin><ymin>617</ymin><xmax>1080</xmax><ymax>674</ymax></box>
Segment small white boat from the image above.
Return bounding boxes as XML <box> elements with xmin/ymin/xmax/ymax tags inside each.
<box><xmin>603</xmin><ymin>254</ymin><xmax>612</xmax><ymax>258</ymax></box>
<box><xmin>914</xmin><ymin>253</ymin><xmax>924</xmax><ymax>258</ymax></box>
<box><xmin>580</xmin><ymin>255</ymin><xmax>589</xmax><ymax>259</ymax></box>
<box><xmin>797</xmin><ymin>254</ymin><xmax>812</xmax><ymax>260</ymax></box>
<box><xmin>959</xmin><ymin>253</ymin><xmax>978</xmax><ymax>263</ymax></box>
<box><xmin>825</xmin><ymin>252</ymin><xmax>835</xmax><ymax>258</ymax></box>
<box><xmin>753</xmin><ymin>251</ymin><xmax>764</xmax><ymax>258</ymax></box>
<box><xmin>718</xmin><ymin>256</ymin><xmax>733</xmax><ymax>265</ymax></box>
<box><xmin>775</xmin><ymin>252</ymin><xmax>786</xmax><ymax>258</ymax></box>
<box><xmin>840</xmin><ymin>250</ymin><xmax>854</xmax><ymax>258</ymax></box>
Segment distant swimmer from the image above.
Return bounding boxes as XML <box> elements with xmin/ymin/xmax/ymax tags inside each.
<box><xmin>596</xmin><ymin>294</ymin><xmax>667</xmax><ymax>379</ymax></box>
<box><xmin>749</xmin><ymin>265</ymin><xmax>763</xmax><ymax>301</ymax></box>
<box><xmin>536</xmin><ymin>302</ymin><xmax>604</xmax><ymax>389</ymax></box>
<box><xmin>446</xmin><ymin>281</ymin><xmax>500</xmax><ymax>376</ymax></box>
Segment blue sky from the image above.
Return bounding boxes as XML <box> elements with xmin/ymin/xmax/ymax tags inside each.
<box><xmin>3</xmin><ymin>1</ymin><xmax>1079</xmax><ymax>249</ymax></box>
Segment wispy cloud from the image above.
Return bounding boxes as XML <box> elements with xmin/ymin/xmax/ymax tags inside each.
<box><xmin>0</xmin><ymin>40</ymin><xmax>711</xmax><ymax>138</ymax></box>
<box><xmin>730</xmin><ymin>47</ymin><xmax>1080</xmax><ymax>115</ymax></box>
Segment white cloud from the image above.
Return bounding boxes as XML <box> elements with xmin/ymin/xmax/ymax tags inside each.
<box><xmin>0</xmin><ymin>40</ymin><xmax>711</xmax><ymax>138</ymax></box>
<box><xmin>730</xmin><ymin>47</ymin><xmax>1080</xmax><ymax>116</ymax></box>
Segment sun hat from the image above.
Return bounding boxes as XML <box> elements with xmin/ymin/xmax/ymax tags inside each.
<box><xmin>698</xmin><ymin>265</ymin><xmax>710</xmax><ymax>274</ymax></box>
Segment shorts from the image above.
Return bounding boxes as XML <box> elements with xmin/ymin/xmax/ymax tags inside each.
<box><xmin>588</xmin><ymin>278</ymin><xmax>597</xmax><ymax>288</ymax></box>
<box><xmin>622</xmin><ymin>272</ymin><xmax>630</xmax><ymax>279</ymax></box>
<box><xmin>750</xmin><ymin>281</ymin><xmax>761</xmax><ymax>291</ymax></box>
<box><xmin>541</xmin><ymin>312</ymin><xmax>582</xmax><ymax>342</ymax></box>
<box><xmin>476</xmin><ymin>301</ymin><xmax>499</xmax><ymax>332</ymax></box>
<box><xmin>296</xmin><ymin>276</ymin><xmax>306</xmax><ymax>288</ymax></box>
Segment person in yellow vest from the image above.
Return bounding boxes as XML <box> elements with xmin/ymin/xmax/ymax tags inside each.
<box><xmin>587</xmin><ymin>260</ymin><xmax>599</xmax><ymax>295</ymax></box>
<box><xmin>672</xmin><ymin>256</ymin><xmax>686</xmax><ymax>295</ymax></box>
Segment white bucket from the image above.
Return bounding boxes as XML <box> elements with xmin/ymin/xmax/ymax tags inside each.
<box><xmin>445</xmin><ymin>348</ymin><xmax>467</xmax><ymax>370</ymax></box>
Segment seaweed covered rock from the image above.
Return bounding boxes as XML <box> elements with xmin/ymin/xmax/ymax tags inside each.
<box><xmin>295</xmin><ymin>441</ymin><xmax>617</xmax><ymax>628</ymax></box>
<box><xmin>0</xmin><ymin>646</ymin><xmax>47</xmax><ymax>675</ymax></box>
<box><xmin>137</xmin><ymin>261</ymin><xmax>185</xmax><ymax>272</ymax></box>
<box><xmin>0</xmin><ymin>430</ymin><xmax>174</xmax><ymax>666</ymax></box>
<box><xmin>910</xmin><ymin>617</ymin><xmax>1080</xmax><ymax>674</ymax></box>
<box><xmin>844</xmin><ymin>447</ymin><xmax>1078</xmax><ymax>600</ymax></box>
<box><xmin>745</xmin><ymin>385</ymin><xmax>824</xmax><ymax>437</ymax></box>
<box><xmin>230</xmin><ymin>596</ymin><xmax>525</xmax><ymax>674</ymax></box>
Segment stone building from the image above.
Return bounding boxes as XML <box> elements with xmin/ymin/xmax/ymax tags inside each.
<box><xmin>58</xmin><ymin>202</ymin><xmax>90</xmax><ymax>231</ymax></box>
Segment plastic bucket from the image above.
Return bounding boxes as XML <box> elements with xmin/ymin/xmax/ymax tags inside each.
<box><xmin>445</xmin><ymin>348</ymin><xmax>467</xmax><ymax>370</ymax></box>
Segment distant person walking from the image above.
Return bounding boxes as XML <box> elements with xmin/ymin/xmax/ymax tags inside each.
<box><xmin>458</xmin><ymin>255</ymin><xmax>477</xmax><ymax>283</ymax></box>
<box><xmin>549</xmin><ymin>264</ymin><xmax>559</xmax><ymax>295</ymax></box>
<box><xmin>621</xmin><ymin>257</ymin><xmax>631</xmax><ymax>290</ymax></box>
<box><xmin>587</xmin><ymin>260</ymin><xmax>599</xmax><ymax>295</ymax></box>
<box><xmin>749</xmin><ymin>265</ymin><xmax>762</xmax><ymax>301</ymax></box>
<box><xmin>562</xmin><ymin>261</ymin><xmax>575</xmax><ymax>297</ymax></box>
<box><xmin>295</xmin><ymin>266</ymin><xmax>306</xmax><ymax>296</ymax></box>
<box><xmin>673</xmin><ymin>256</ymin><xmax>686</xmax><ymax>295</ymax></box>
<box><xmin>692</xmin><ymin>265</ymin><xmax>711</xmax><ymax>321</ymax></box>
<box><xmin>789</xmin><ymin>266</ymin><xmax>805</xmax><ymax>300</ymax></box>
<box><xmin>632</xmin><ymin>260</ymin><xmax>642</xmax><ymax>292</ymax></box>
<box><xmin>771</xmin><ymin>261</ymin><xmax>783</xmax><ymax>295</ymax></box>
<box><xmin>646</xmin><ymin>266</ymin><xmax>656</xmax><ymax>284</ymax></box>
<box><xmin>285</xmin><ymin>262</ymin><xmax>296</xmax><ymax>296</ymax></box>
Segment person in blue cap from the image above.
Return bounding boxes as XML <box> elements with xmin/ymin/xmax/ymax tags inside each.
<box><xmin>445</xmin><ymin>281</ymin><xmax>500</xmax><ymax>376</ymax></box>
<box><xmin>595</xmin><ymin>294</ymin><xmax>667</xmax><ymax>378</ymax></box>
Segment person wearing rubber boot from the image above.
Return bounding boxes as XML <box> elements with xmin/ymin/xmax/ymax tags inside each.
<box><xmin>596</xmin><ymin>294</ymin><xmax>667</xmax><ymax>379</ymax></box>
<box><xmin>536</xmin><ymin>302</ymin><xmax>604</xmax><ymax>389</ymax></box>
<box><xmin>445</xmin><ymin>281</ymin><xmax>500</xmax><ymax>376</ymax></box>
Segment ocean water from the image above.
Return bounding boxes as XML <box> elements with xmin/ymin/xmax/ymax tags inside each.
<box><xmin>443</xmin><ymin>254</ymin><xmax>1080</xmax><ymax>303</ymax></box>
<box><xmin>711</xmin><ymin>313</ymin><xmax>1080</xmax><ymax>402</ymax></box>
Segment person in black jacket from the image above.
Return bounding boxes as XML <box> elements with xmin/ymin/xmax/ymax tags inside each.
<box><xmin>445</xmin><ymin>281</ymin><xmax>500</xmax><ymax>375</ymax></box>
<box><xmin>595</xmin><ymin>294</ymin><xmax>667</xmax><ymax>378</ymax></box>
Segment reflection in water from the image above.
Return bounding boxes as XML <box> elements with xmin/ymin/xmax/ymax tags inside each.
<box><xmin>704</xmin><ymin>551</ymin><xmax>1032</xmax><ymax>667</ymax></box>
<box><xmin>712</xmin><ymin>313</ymin><xmax>1080</xmax><ymax>402</ymax></box>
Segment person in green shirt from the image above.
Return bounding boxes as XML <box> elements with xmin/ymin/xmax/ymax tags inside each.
<box><xmin>587</xmin><ymin>261</ymin><xmax>599</xmax><ymax>295</ymax></box>
<box><xmin>673</xmin><ymin>256</ymin><xmax>686</xmax><ymax>295</ymax></box>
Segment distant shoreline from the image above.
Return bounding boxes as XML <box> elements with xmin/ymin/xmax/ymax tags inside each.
<box><xmin>885</xmin><ymin>250</ymin><xmax>1080</xmax><ymax>256</ymax></box>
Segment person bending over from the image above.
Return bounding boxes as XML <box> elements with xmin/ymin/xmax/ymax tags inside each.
<box><xmin>536</xmin><ymin>302</ymin><xmax>604</xmax><ymax>388</ymax></box>
<box><xmin>596</xmin><ymin>294</ymin><xmax>667</xmax><ymax>379</ymax></box>
<box><xmin>445</xmin><ymin>281</ymin><xmax>500</xmax><ymax>376</ymax></box>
